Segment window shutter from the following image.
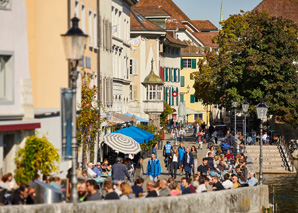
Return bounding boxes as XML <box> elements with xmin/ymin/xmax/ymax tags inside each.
<box><xmin>176</xmin><ymin>88</ymin><xmax>178</xmax><ymax>106</ymax></box>
<box><xmin>110</xmin><ymin>78</ymin><xmax>113</xmax><ymax>105</ymax></box>
<box><xmin>174</xmin><ymin>68</ymin><xmax>176</xmax><ymax>82</ymax></box>
<box><xmin>178</xmin><ymin>68</ymin><xmax>180</xmax><ymax>82</ymax></box>
<box><xmin>181</xmin><ymin>59</ymin><xmax>184</xmax><ymax>69</ymax></box>
<box><xmin>172</xmin><ymin>87</ymin><xmax>174</xmax><ymax>106</ymax></box>
<box><xmin>181</xmin><ymin>76</ymin><xmax>185</xmax><ymax>87</ymax></box>
<box><xmin>165</xmin><ymin>67</ymin><xmax>168</xmax><ymax>81</ymax></box>
<box><xmin>169</xmin><ymin>88</ymin><xmax>171</xmax><ymax>105</ymax></box>
<box><xmin>133</xmin><ymin>59</ymin><xmax>138</xmax><ymax>76</ymax></box>
<box><xmin>164</xmin><ymin>87</ymin><xmax>167</xmax><ymax>102</ymax></box>
<box><xmin>109</xmin><ymin>22</ymin><xmax>112</xmax><ymax>51</ymax></box>
<box><xmin>180</xmin><ymin>94</ymin><xmax>184</xmax><ymax>102</ymax></box>
<box><xmin>192</xmin><ymin>59</ymin><xmax>196</xmax><ymax>69</ymax></box>
<box><xmin>133</xmin><ymin>85</ymin><xmax>138</xmax><ymax>100</ymax></box>
<box><xmin>169</xmin><ymin>68</ymin><xmax>172</xmax><ymax>82</ymax></box>
<box><xmin>99</xmin><ymin>15</ymin><xmax>102</xmax><ymax>47</ymax></box>
<box><xmin>190</xmin><ymin>94</ymin><xmax>195</xmax><ymax>103</ymax></box>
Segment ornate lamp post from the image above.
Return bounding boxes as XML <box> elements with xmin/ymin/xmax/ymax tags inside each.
<box><xmin>232</xmin><ymin>99</ymin><xmax>238</xmax><ymax>152</ymax></box>
<box><xmin>61</xmin><ymin>17</ymin><xmax>88</xmax><ymax>204</ymax></box>
<box><xmin>242</xmin><ymin>99</ymin><xmax>249</xmax><ymax>152</ymax></box>
<box><xmin>255</xmin><ymin>98</ymin><xmax>269</xmax><ymax>185</ymax></box>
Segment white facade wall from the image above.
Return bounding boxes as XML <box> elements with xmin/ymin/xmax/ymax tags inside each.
<box><xmin>0</xmin><ymin>1</ymin><xmax>33</xmax><ymax>119</ymax></box>
<box><xmin>111</xmin><ymin>0</ymin><xmax>131</xmax><ymax>114</ymax></box>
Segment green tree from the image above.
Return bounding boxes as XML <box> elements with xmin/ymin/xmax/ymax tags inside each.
<box><xmin>160</xmin><ymin>102</ymin><xmax>173</xmax><ymax>126</ymax></box>
<box><xmin>194</xmin><ymin>11</ymin><xmax>298</xmax><ymax>127</ymax></box>
<box><xmin>14</xmin><ymin>135</ymin><xmax>60</xmax><ymax>184</ymax></box>
<box><xmin>77</xmin><ymin>72</ymin><xmax>102</xmax><ymax>169</ymax></box>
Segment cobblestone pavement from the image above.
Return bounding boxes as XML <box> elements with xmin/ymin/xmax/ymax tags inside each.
<box><xmin>141</xmin><ymin>132</ymin><xmax>209</xmax><ymax>190</ymax></box>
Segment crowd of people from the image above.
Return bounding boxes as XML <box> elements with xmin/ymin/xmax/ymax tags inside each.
<box><xmin>0</xmin><ymin>122</ymin><xmax>260</xmax><ymax>205</ymax></box>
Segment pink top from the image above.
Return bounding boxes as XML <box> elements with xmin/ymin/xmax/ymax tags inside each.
<box><xmin>170</xmin><ymin>190</ymin><xmax>180</xmax><ymax>196</ymax></box>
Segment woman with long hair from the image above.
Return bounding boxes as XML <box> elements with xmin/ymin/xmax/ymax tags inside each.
<box><xmin>171</xmin><ymin>147</ymin><xmax>179</xmax><ymax>180</ymax></box>
<box><xmin>120</xmin><ymin>182</ymin><xmax>135</xmax><ymax>200</ymax></box>
<box><xmin>191</xmin><ymin>146</ymin><xmax>199</xmax><ymax>176</ymax></box>
<box><xmin>0</xmin><ymin>173</ymin><xmax>12</xmax><ymax>189</ymax></box>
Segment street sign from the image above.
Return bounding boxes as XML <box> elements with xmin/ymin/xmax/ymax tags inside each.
<box><xmin>173</xmin><ymin>115</ymin><xmax>177</xmax><ymax>120</ymax></box>
<box><xmin>172</xmin><ymin>91</ymin><xmax>178</xmax><ymax>97</ymax></box>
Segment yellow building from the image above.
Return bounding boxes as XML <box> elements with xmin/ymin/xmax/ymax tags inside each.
<box><xmin>180</xmin><ymin>51</ymin><xmax>209</xmax><ymax>124</ymax></box>
<box><xmin>26</xmin><ymin>0</ymin><xmax>98</xmax><ymax>110</ymax></box>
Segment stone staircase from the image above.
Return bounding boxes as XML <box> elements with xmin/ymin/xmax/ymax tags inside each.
<box><xmin>246</xmin><ymin>145</ymin><xmax>295</xmax><ymax>174</ymax></box>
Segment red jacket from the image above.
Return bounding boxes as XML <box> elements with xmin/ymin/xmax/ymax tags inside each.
<box><xmin>225</xmin><ymin>153</ymin><xmax>234</xmax><ymax>160</ymax></box>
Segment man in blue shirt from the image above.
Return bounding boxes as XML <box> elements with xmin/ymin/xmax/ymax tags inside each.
<box><xmin>146</xmin><ymin>153</ymin><xmax>161</xmax><ymax>182</ymax></box>
<box><xmin>111</xmin><ymin>157</ymin><xmax>130</xmax><ymax>182</ymax></box>
<box><xmin>163</xmin><ymin>141</ymin><xmax>172</xmax><ymax>169</ymax></box>
<box><xmin>93</xmin><ymin>162</ymin><xmax>102</xmax><ymax>177</ymax></box>
<box><xmin>178</xmin><ymin>142</ymin><xmax>186</xmax><ymax>174</ymax></box>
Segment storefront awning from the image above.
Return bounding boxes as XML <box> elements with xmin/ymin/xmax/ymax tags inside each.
<box><xmin>186</xmin><ymin>108</ymin><xmax>201</xmax><ymax>115</ymax></box>
<box><xmin>0</xmin><ymin>120</ymin><xmax>41</xmax><ymax>132</ymax></box>
<box><xmin>128</xmin><ymin>126</ymin><xmax>154</xmax><ymax>141</ymax></box>
<box><xmin>114</xmin><ymin>127</ymin><xmax>149</xmax><ymax>144</ymax></box>
<box><xmin>123</xmin><ymin>113</ymin><xmax>148</xmax><ymax>123</ymax></box>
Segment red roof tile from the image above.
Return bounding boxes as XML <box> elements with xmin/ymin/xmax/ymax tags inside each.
<box><xmin>193</xmin><ymin>32</ymin><xmax>219</xmax><ymax>48</ymax></box>
<box><xmin>130</xmin><ymin>9</ymin><xmax>166</xmax><ymax>31</ymax></box>
<box><xmin>253</xmin><ymin>0</ymin><xmax>298</xmax><ymax>25</ymax></box>
<box><xmin>133</xmin><ymin>6</ymin><xmax>170</xmax><ymax>16</ymax></box>
<box><xmin>191</xmin><ymin>20</ymin><xmax>218</xmax><ymax>31</ymax></box>
<box><xmin>165</xmin><ymin>32</ymin><xmax>187</xmax><ymax>47</ymax></box>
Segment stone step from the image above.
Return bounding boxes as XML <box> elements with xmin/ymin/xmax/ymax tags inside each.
<box><xmin>246</xmin><ymin>146</ymin><xmax>278</xmax><ymax>150</ymax></box>
<box><xmin>246</xmin><ymin>148</ymin><xmax>279</xmax><ymax>152</ymax></box>
<box><xmin>255</xmin><ymin>170</ymin><xmax>296</xmax><ymax>174</ymax></box>
<box><xmin>249</xmin><ymin>153</ymin><xmax>281</xmax><ymax>157</ymax></box>
<box><xmin>253</xmin><ymin>167</ymin><xmax>286</xmax><ymax>171</ymax></box>
<box><xmin>250</xmin><ymin>159</ymin><xmax>283</xmax><ymax>163</ymax></box>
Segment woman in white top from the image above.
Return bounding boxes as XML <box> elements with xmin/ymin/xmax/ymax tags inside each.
<box><xmin>0</xmin><ymin>173</ymin><xmax>12</xmax><ymax>190</ymax></box>
<box><xmin>171</xmin><ymin>147</ymin><xmax>179</xmax><ymax>180</ymax></box>
<box><xmin>179</xmin><ymin>127</ymin><xmax>186</xmax><ymax>142</ymax></box>
<box><xmin>196</xmin><ymin>176</ymin><xmax>207</xmax><ymax>193</ymax></box>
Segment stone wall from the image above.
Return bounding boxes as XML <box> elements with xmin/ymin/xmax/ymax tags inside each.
<box><xmin>0</xmin><ymin>185</ymin><xmax>269</xmax><ymax>213</ymax></box>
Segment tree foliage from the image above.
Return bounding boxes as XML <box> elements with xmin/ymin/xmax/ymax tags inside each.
<box><xmin>160</xmin><ymin>102</ymin><xmax>173</xmax><ymax>126</ymax></box>
<box><xmin>14</xmin><ymin>135</ymin><xmax>60</xmax><ymax>184</ymax></box>
<box><xmin>194</xmin><ymin>11</ymin><xmax>298</xmax><ymax>127</ymax></box>
<box><xmin>77</xmin><ymin>72</ymin><xmax>101</xmax><ymax>168</ymax></box>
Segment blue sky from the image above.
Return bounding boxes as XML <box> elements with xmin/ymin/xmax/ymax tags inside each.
<box><xmin>173</xmin><ymin>0</ymin><xmax>263</xmax><ymax>29</ymax></box>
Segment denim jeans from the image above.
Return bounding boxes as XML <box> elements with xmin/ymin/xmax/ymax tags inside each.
<box><xmin>149</xmin><ymin>175</ymin><xmax>158</xmax><ymax>182</ymax></box>
<box><xmin>180</xmin><ymin>135</ymin><xmax>185</xmax><ymax>142</ymax></box>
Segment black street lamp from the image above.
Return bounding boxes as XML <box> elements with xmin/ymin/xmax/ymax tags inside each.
<box><xmin>242</xmin><ymin>98</ymin><xmax>249</xmax><ymax>152</ymax></box>
<box><xmin>232</xmin><ymin>99</ymin><xmax>238</xmax><ymax>152</ymax></box>
<box><xmin>255</xmin><ymin>98</ymin><xmax>269</xmax><ymax>185</ymax></box>
<box><xmin>61</xmin><ymin>17</ymin><xmax>88</xmax><ymax>204</ymax></box>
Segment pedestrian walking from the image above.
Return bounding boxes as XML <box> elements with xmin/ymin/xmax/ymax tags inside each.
<box><xmin>191</xmin><ymin>146</ymin><xmax>199</xmax><ymax>176</ymax></box>
<box><xmin>179</xmin><ymin>127</ymin><xmax>186</xmax><ymax>142</ymax></box>
<box><xmin>171</xmin><ymin>127</ymin><xmax>178</xmax><ymax>146</ymax></box>
<box><xmin>111</xmin><ymin>157</ymin><xmax>130</xmax><ymax>182</ymax></box>
<box><xmin>146</xmin><ymin>153</ymin><xmax>161</xmax><ymax>182</ymax></box>
<box><xmin>177</xmin><ymin>143</ymin><xmax>186</xmax><ymax>175</ymax></box>
<box><xmin>170</xmin><ymin>147</ymin><xmax>179</xmax><ymax>180</ymax></box>
<box><xmin>182</xmin><ymin>147</ymin><xmax>194</xmax><ymax>178</ymax></box>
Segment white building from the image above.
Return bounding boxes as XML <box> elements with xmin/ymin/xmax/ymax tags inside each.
<box><xmin>0</xmin><ymin>1</ymin><xmax>39</xmax><ymax>176</ymax></box>
<box><xmin>111</xmin><ymin>0</ymin><xmax>137</xmax><ymax>114</ymax></box>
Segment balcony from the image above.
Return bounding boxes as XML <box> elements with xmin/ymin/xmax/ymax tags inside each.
<box><xmin>143</xmin><ymin>100</ymin><xmax>163</xmax><ymax>114</ymax></box>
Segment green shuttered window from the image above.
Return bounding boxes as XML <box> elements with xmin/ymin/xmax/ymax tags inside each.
<box><xmin>192</xmin><ymin>59</ymin><xmax>196</xmax><ymax>69</ymax></box>
<box><xmin>190</xmin><ymin>94</ymin><xmax>195</xmax><ymax>103</ymax></box>
<box><xmin>180</xmin><ymin>76</ymin><xmax>185</xmax><ymax>87</ymax></box>
<box><xmin>180</xmin><ymin>94</ymin><xmax>184</xmax><ymax>102</ymax></box>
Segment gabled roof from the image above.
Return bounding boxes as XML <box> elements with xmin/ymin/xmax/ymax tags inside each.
<box><xmin>133</xmin><ymin>6</ymin><xmax>170</xmax><ymax>17</ymax></box>
<box><xmin>193</xmin><ymin>32</ymin><xmax>219</xmax><ymax>49</ymax></box>
<box><xmin>165</xmin><ymin>32</ymin><xmax>188</xmax><ymax>47</ymax></box>
<box><xmin>135</xmin><ymin>0</ymin><xmax>207</xmax><ymax>45</ymax></box>
<box><xmin>253</xmin><ymin>0</ymin><xmax>298</xmax><ymax>25</ymax></box>
<box><xmin>165</xmin><ymin>22</ymin><xmax>178</xmax><ymax>30</ymax></box>
<box><xmin>191</xmin><ymin>20</ymin><xmax>218</xmax><ymax>31</ymax></box>
<box><xmin>130</xmin><ymin>9</ymin><xmax>166</xmax><ymax>32</ymax></box>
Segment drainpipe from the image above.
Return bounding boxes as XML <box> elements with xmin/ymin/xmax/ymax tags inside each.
<box><xmin>67</xmin><ymin>0</ymin><xmax>71</xmax><ymax>87</ymax></box>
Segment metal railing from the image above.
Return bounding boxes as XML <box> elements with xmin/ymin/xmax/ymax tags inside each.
<box><xmin>276</xmin><ymin>135</ymin><xmax>296</xmax><ymax>172</ymax></box>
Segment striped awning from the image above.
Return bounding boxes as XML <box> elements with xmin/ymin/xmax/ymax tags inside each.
<box><xmin>103</xmin><ymin>133</ymin><xmax>141</xmax><ymax>154</ymax></box>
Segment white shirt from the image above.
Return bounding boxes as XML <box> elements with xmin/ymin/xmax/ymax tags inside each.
<box><xmin>87</xmin><ymin>167</ymin><xmax>97</xmax><ymax>178</ymax></box>
<box><xmin>196</xmin><ymin>184</ymin><xmax>207</xmax><ymax>193</ymax></box>
<box><xmin>222</xmin><ymin>180</ymin><xmax>233</xmax><ymax>189</ymax></box>
<box><xmin>179</xmin><ymin>129</ymin><xmax>186</xmax><ymax>135</ymax></box>
<box><xmin>172</xmin><ymin>154</ymin><xmax>178</xmax><ymax>162</ymax></box>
